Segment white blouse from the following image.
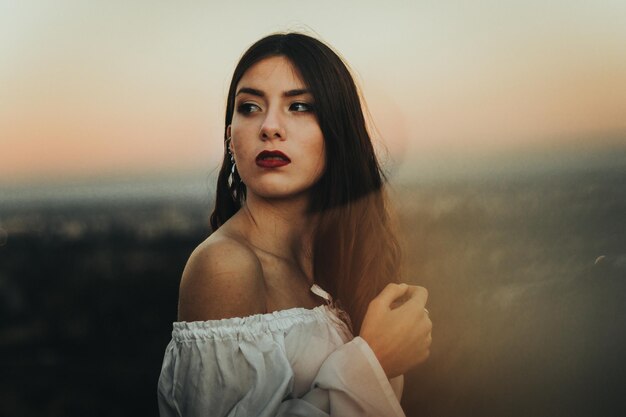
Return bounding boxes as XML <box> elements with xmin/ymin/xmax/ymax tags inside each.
<box><xmin>157</xmin><ymin>284</ymin><xmax>405</xmax><ymax>417</ymax></box>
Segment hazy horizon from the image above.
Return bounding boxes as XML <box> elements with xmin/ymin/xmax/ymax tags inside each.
<box><xmin>1</xmin><ymin>141</ymin><xmax>624</xmax><ymax>210</ymax></box>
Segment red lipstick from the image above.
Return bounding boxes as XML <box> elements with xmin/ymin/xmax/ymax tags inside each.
<box><xmin>255</xmin><ymin>150</ymin><xmax>291</xmax><ymax>168</ymax></box>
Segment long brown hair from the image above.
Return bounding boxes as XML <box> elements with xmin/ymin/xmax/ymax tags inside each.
<box><xmin>210</xmin><ymin>33</ymin><xmax>401</xmax><ymax>333</ymax></box>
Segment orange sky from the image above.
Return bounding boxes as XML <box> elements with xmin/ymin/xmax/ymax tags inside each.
<box><xmin>1</xmin><ymin>1</ymin><xmax>625</xmax><ymax>186</ymax></box>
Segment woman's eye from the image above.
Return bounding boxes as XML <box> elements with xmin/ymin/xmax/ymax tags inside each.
<box><xmin>290</xmin><ymin>102</ymin><xmax>313</xmax><ymax>112</ymax></box>
<box><xmin>237</xmin><ymin>103</ymin><xmax>261</xmax><ymax>114</ymax></box>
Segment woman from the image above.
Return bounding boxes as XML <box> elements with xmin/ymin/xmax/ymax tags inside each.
<box><xmin>158</xmin><ymin>32</ymin><xmax>432</xmax><ymax>417</ymax></box>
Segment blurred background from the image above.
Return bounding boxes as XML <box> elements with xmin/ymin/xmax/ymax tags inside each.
<box><xmin>1</xmin><ymin>1</ymin><xmax>625</xmax><ymax>416</ymax></box>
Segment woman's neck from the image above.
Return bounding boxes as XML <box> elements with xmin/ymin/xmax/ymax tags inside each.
<box><xmin>236</xmin><ymin>191</ymin><xmax>318</xmax><ymax>279</ymax></box>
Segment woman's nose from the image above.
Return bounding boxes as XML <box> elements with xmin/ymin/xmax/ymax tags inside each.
<box><xmin>259</xmin><ymin>108</ymin><xmax>286</xmax><ymax>141</ymax></box>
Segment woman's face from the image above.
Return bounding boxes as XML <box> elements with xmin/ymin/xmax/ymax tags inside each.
<box><xmin>227</xmin><ymin>55</ymin><xmax>325</xmax><ymax>201</ymax></box>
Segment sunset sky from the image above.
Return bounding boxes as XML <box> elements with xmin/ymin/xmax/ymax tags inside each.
<box><xmin>1</xmin><ymin>0</ymin><xmax>625</xmax><ymax>186</ymax></box>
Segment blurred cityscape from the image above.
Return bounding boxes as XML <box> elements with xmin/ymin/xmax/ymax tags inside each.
<box><xmin>1</xmin><ymin>167</ymin><xmax>625</xmax><ymax>417</ymax></box>
<box><xmin>0</xmin><ymin>188</ymin><xmax>211</xmax><ymax>417</ymax></box>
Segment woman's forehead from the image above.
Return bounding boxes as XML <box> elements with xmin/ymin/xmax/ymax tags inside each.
<box><xmin>237</xmin><ymin>56</ymin><xmax>307</xmax><ymax>92</ymax></box>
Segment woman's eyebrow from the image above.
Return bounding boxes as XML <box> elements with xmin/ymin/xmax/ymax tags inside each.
<box><xmin>236</xmin><ymin>87</ymin><xmax>264</xmax><ymax>97</ymax></box>
<box><xmin>235</xmin><ymin>87</ymin><xmax>311</xmax><ymax>97</ymax></box>
<box><xmin>283</xmin><ymin>88</ymin><xmax>310</xmax><ymax>97</ymax></box>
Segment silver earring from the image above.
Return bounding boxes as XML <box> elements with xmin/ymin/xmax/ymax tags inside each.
<box><xmin>227</xmin><ymin>137</ymin><xmax>237</xmax><ymax>189</ymax></box>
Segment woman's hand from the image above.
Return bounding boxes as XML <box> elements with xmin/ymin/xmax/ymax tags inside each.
<box><xmin>359</xmin><ymin>283</ymin><xmax>432</xmax><ymax>379</ymax></box>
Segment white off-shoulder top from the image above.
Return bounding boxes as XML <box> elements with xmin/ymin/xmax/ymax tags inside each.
<box><xmin>157</xmin><ymin>284</ymin><xmax>405</xmax><ymax>417</ymax></box>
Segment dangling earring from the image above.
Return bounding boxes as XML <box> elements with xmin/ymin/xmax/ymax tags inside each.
<box><xmin>228</xmin><ymin>146</ymin><xmax>236</xmax><ymax>188</ymax></box>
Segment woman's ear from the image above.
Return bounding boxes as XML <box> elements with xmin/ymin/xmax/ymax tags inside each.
<box><xmin>226</xmin><ymin>125</ymin><xmax>233</xmax><ymax>154</ymax></box>
<box><xmin>226</xmin><ymin>125</ymin><xmax>233</xmax><ymax>153</ymax></box>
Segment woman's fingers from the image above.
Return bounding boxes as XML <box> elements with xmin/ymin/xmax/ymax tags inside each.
<box><xmin>394</xmin><ymin>285</ymin><xmax>428</xmax><ymax>313</ymax></box>
<box><xmin>373</xmin><ymin>283</ymin><xmax>409</xmax><ymax>309</ymax></box>
<box><xmin>406</xmin><ymin>285</ymin><xmax>428</xmax><ymax>305</ymax></box>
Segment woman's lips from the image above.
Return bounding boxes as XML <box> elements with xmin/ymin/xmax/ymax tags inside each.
<box><xmin>255</xmin><ymin>150</ymin><xmax>291</xmax><ymax>168</ymax></box>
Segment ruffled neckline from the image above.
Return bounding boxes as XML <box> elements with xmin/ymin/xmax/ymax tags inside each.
<box><xmin>171</xmin><ymin>284</ymin><xmax>353</xmax><ymax>341</ymax></box>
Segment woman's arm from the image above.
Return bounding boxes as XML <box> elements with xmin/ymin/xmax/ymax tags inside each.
<box><xmin>276</xmin><ymin>336</ymin><xmax>406</xmax><ymax>416</ymax></box>
<box><xmin>158</xmin><ymin>325</ymin><xmax>405</xmax><ymax>417</ymax></box>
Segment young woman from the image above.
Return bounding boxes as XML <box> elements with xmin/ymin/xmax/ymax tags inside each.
<box><xmin>158</xmin><ymin>32</ymin><xmax>432</xmax><ymax>417</ymax></box>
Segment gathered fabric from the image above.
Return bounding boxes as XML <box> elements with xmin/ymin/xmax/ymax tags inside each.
<box><xmin>157</xmin><ymin>285</ymin><xmax>405</xmax><ymax>417</ymax></box>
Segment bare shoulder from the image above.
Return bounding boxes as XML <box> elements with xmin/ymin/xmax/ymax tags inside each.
<box><xmin>177</xmin><ymin>233</ymin><xmax>266</xmax><ymax>322</ymax></box>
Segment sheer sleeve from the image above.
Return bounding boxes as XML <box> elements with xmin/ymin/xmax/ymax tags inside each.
<box><xmin>276</xmin><ymin>336</ymin><xmax>405</xmax><ymax>416</ymax></box>
<box><xmin>157</xmin><ymin>307</ymin><xmax>405</xmax><ymax>417</ymax></box>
